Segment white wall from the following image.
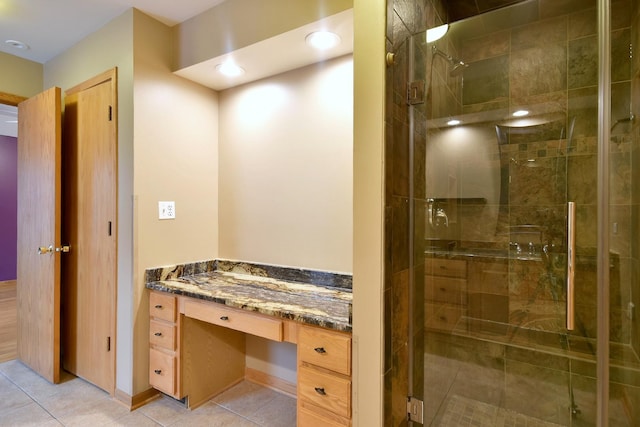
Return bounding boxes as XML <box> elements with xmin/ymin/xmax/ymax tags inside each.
<box><xmin>218</xmin><ymin>55</ymin><xmax>354</xmax><ymax>274</ymax></box>
<box><xmin>132</xmin><ymin>10</ymin><xmax>220</xmax><ymax>394</ymax></box>
<box><xmin>218</xmin><ymin>54</ymin><xmax>353</xmax><ymax>384</ymax></box>
<box><xmin>352</xmin><ymin>0</ymin><xmax>386</xmax><ymax>424</ymax></box>
<box><xmin>0</xmin><ymin>52</ymin><xmax>43</xmax><ymax>98</ymax></box>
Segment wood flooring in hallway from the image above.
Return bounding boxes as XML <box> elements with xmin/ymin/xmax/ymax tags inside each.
<box><xmin>0</xmin><ymin>280</ymin><xmax>17</xmax><ymax>363</ymax></box>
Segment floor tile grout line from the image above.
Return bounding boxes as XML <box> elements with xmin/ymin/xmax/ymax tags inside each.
<box><xmin>210</xmin><ymin>401</ymin><xmax>264</xmax><ymax>426</ymax></box>
<box><xmin>0</xmin><ymin>366</ymin><xmax>62</xmax><ymax>425</ymax></box>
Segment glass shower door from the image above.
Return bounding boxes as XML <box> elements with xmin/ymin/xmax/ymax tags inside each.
<box><xmin>407</xmin><ymin>1</ymin><xmax>640</xmax><ymax>426</ymax></box>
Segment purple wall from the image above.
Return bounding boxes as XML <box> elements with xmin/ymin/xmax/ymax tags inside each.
<box><xmin>0</xmin><ymin>135</ymin><xmax>17</xmax><ymax>281</ymax></box>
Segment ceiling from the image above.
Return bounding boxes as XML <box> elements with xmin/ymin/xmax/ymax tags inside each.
<box><xmin>0</xmin><ymin>0</ymin><xmax>228</xmax><ymax>64</ymax></box>
<box><xmin>0</xmin><ymin>0</ymin><xmax>230</xmax><ymax>138</ymax></box>
<box><xmin>0</xmin><ymin>0</ymin><xmax>353</xmax><ymax>137</ymax></box>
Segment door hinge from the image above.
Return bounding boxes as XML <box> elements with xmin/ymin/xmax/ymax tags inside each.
<box><xmin>407</xmin><ymin>80</ymin><xmax>425</xmax><ymax>105</ymax></box>
<box><xmin>108</xmin><ymin>105</ymin><xmax>113</xmax><ymax>121</ymax></box>
<box><xmin>407</xmin><ymin>396</ymin><xmax>424</xmax><ymax>424</ymax></box>
<box><xmin>107</xmin><ymin>336</ymin><xmax>111</xmax><ymax>352</ymax></box>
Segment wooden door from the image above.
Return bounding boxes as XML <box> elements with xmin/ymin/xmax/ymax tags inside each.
<box><xmin>62</xmin><ymin>70</ymin><xmax>117</xmax><ymax>393</ymax></box>
<box><xmin>16</xmin><ymin>87</ymin><xmax>62</xmax><ymax>384</ymax></box>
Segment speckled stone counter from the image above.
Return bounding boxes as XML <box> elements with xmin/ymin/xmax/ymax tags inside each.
<box><xmin>145</xmin><ymin>259</ymin><xmax>352</xmax><ymax>332</ymax></box>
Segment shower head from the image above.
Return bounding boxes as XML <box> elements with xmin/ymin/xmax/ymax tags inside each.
<box><xmin>432</xmin><ymin>45</ymin><xmax>469</xmax><ymax>76</ymax></box>
<box><xmin>450</xmin><ymin>60</ymin><xmax>469</xmax><ymax>76</ymax></box>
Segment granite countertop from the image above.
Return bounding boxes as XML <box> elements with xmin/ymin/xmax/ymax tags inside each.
<box><xmin>145</xmin><ymin>260</ymin><xmax>352</xmax><ymax>332</ymax></box>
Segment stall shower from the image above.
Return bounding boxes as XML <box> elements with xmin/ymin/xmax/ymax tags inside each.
<box><xmin>385</xmin><ymin>0</ymin><xmax>640</xmax><ymax>426</ymax></box>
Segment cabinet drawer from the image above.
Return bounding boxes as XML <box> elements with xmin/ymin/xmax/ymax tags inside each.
<box><xmin>425</xmin><ymin>303</ymin><xmax>463</xmax><ymax>332</ymax></box>
<box><xmin>183</xmin><ymin>300</ymin><xmax>283</xmax><ymax>341</ymax></box>
<box><xmin>426</xmin><ymin>258</ymin><xmax>467</xmax><ymax>278</ymax></box>
<box><xmin>468</xmin><ymin>260</ymin><xmax>509</xmax><ymax>295</ymax></box>
<box><xmin>149</xmin><ymin>320</ymin><xmax>176</xmax><ymax>350</ymax></box>
<box><xmin>150</xmin><ymin>292</ymin><xmax>176</xmax><ymax>323</ymax></box>
<box><xmin>298</xmin><ymin>365</ymin><xmax>351</xmax><ymax>418</ymax></box>
<box><xmin>426</xmin><ymin>276</ymin><xmax>467</xmax><ymax>305</ymax></box>
<box><xmin>298</xmin><ymin>404</ymin><xmax>350</xmax><ymax>427</ymax></box>
<box><xmin>149</xmin><ymin>348</ymin><xmax>176</xmax><ymax>396</ymax></box>
<box><xmin>298</xmin><ymin>326</ymin><xmax>351</xmax><ymax>376</ymax></box>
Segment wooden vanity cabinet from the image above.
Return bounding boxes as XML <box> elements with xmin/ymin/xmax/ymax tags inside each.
<box><xmin>297</xmin><ymin>325</ymin><xmax>352</xmax><ymax>426</ymax></box>
<box><xmin>148</xmin><ymin>290</ymin><xmax>353</xmax><ymax>425</ymax></box>
<box><xmin>149</xmin><ymin>292</ymin><xmax>182</xmax><ymax>398</ymax></box>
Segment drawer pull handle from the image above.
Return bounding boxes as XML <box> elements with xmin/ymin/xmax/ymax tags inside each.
<box><xmin>154</xmin><ymin>304</ymin><xmax>163</xmax><ymax>309</ymax></box>
<box><xmin>220</xmin><ymin>316</ymin><xmax>229</xmax><ymax>321</ymax></box>
<box><xmin>314</xmin><ymin>387</ymin><xmax>326</xmax><ymax>396</ymax></box>
<box><xmin>314</xmin><ymin>347</ymin><xmax>327</xmax><ymax>354</ymax></box>
<box><xmin>154</xmin><ymin>369</ymin><xmax>162</xmax><ymax>375</ymax></box>
<box><xmin>154</xmin><ymin>332</ymin><xmax>162</xmax><ymax>337</ymax></box>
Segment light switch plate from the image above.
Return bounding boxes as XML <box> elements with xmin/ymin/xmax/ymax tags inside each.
<box><xmin>158</xmin><ymin>201</ymin><xmax>175</xmax><ymax>219</ymax></box>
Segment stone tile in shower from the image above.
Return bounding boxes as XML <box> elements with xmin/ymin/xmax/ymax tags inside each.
<box><xmin>392</xmin><ymin>120</ymin><xmax>410</xmax><ymax>197</ymax></box>
<box><xmin>413</xmin><ymin>133</ymin><xmax>426</xmax><ymax>200</ymax></box>
<box><xmin>383</xmin><ymin>368</ymin><xmax>393</xmax><ymax>427</ymax></box>
<box><xmin>575</xmin><ymin>203</ymin><xmax>597</xmax><ymax>249</ymax></box>
<box><xmin>612</xmin><ymin>81</ymin><xmax>633</xmax><ymax>129</ymax></box>
<box><xmin>506</xmin><ymin>345</ymin><xmax>570</xmax><ymax>371</ymax></box>
<box><xmin>446</xmin><ymin>358</ymin><xmax>506</xmax><ymax>408</ymax></box>
<box><xmin>511</xmin><ymin>43</ymin><xmax>567</xmax><ymax>98</ymax></box>
<box><xmin>609</xmin><ymin>152</ymin><xmax>633</xmax><ymax>205</ymax></box>
<box><xmin>392</xmin><ymin>270</ymin><xmax>409</xmax><ymax>354</ymax></box>
<box><xmin>567</xmin><ymin>153</ymin><xmax>597</xmax><ymax>204</ymax></box>
<box><xmin>391</xmin><ymin>197</ymin><xmax>410</xmax><ymax>272</ymax></box>
<box><xmin>612</xmin><ymin>29</ymin><xmax>632</xmax><ymax>82</ymax></box>
<box><xmin>391</xmin><ymin>10</ymin><xmax>411</xmax><ymax>51</ymax></box>
<box><xmin>462</xmin><ymin>55</ymin><xmax>509</xmax><ymax>105</ymax></box>
<box><xmin>458</xmin><ymin>204</ymin><xmax>508</xmax><ymax>244</ymax></box>
<box><xmin>504</xmin><ymin>358</ymin><xmax>571</xmax><ymax>425</ymax></box>
<box><xmin>568</xmin><ymin>86</ymin><xmax>598</xmax><ymax>138</ymax></box>
<box><xmin>568</xmin><ymin>35</ymin><xmax>598</xmax><ymax>89</ymax></box>
<box><xmin>384</xmin><ymin>288</ymin><xmax>392</xmax><ymax>373</ymax></box>
<box><xmin>509</xmin><ymin>156</ymin><xmax>567</xmax><ymax>206</ymax></box>
<box><xmin>460</xmin><ymin>30</ymin><xmax>510</xmax><ymax>64</ymax></box>
<box><xmin>539</xmin><ymin>0</ymin><xmax>591</xmax><ymax>20</ymax></box>
<box><xmin>462</xmin><ymin>99</ymin><xmax>509</xmax><ymax>116</ymax></box>
<box><xmin>391</xmin><ymin>344</ymin><xmax>409</xmax><ymax>427</ymax></box>
<box><xmin>612</xmin><ymin>0</ymin><xmax>633</xmax><ymax>31</ymax></box>
<box><xmin>511</xmin><ymin>89</ymin><xmax>567</xmax><ymax>121</ymax></box>
<box><xmin>568</xmin><ymin>7</ymin><xmax>597</xmax><ymax>40</ymax></box>
<box><xmin>511</xmin><ymin>15</ymin><xmax>567</xmax><ymax>50</ymax></box>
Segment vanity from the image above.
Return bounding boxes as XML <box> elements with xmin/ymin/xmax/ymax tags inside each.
<box><xmin>145</xmin><ymin>260</ymin><xmax>353</xmax><ymax>426</ymax></box>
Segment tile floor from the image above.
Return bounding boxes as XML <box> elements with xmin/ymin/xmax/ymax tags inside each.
<box><xmin>0</xmin><ymin>360</ymin><xmax>297</xmax><ymax>427</ymax></box>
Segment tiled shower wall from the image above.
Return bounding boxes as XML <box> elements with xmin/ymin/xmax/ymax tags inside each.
<box><xmin>448</xmin><ymin>0</ymin><xmax>637</xmax><ymax>347</ymax></box>
<box><xmin>385</xmin><ymin>1</ymin><xmax>448</xmax><ymax>426</ymax></box>
<box><xmin>631</xmin><ymin>0</ymin><xmax>640</xmax><ymax>364</ymax></box>
<box><xmin>386</xmin><ymin>0</ymin><xmax>640</xmax><ymax>425</ymax></box>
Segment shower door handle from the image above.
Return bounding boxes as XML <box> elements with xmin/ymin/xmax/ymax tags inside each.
<box><xmin>567</xmin><ymin>202</ymin><xmax>576</xmax><ymax>331</ymax></box>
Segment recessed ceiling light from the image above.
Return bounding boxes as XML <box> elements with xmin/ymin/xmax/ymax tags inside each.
<box><xmin>426</xmin><ymin>24</ymin><xmax>449</xmax><ymax>43</ymax></box>
<box><xmin>513</xmin><ymin>110</ymin><xmax>529</xmax><ymax>117</ymax></box>
<box><xmin>215</xmin><ymin>62</ymin><xmax>244</xmax><ymax>77</ymax></box>
<box><xmin>5</xmin><ymin>39</ymin><xmax>29</xmax><ymax>50</ymax></box>
<box><xmin>305</xmin><ymin>31</ymin><xmax>341</xmax><ymax>50</ymax></box>
<box><xmin>447</xmin><ymin>119</ymin><xmax>461</xmax><ymax>126</ymax></box>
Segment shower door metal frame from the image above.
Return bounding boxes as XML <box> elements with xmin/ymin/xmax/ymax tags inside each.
<box><xmin>596</xmin><ymin>0</ymin><xmax>611</xmax><ymax>425</ymax></box>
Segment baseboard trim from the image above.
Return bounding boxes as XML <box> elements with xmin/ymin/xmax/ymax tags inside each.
<box><xmin>114</xmin><ymin>387</ymin><xmax>160</xmax><ymax>411</ymax></box>
<box><xmin>245</xmin><ymin>367</ymin><xmax>296</xmax><ymax>398</ymax></box>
